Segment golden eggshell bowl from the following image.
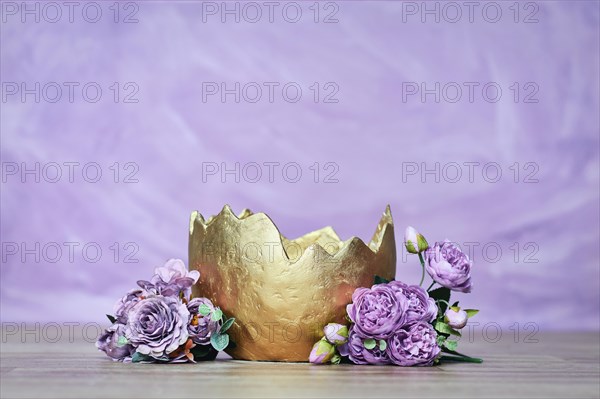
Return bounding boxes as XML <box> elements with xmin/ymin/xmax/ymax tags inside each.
<box><xmin>189</xmin><ymin>205</ymin><xmax>396</xmax><ymax>362</ymax></box>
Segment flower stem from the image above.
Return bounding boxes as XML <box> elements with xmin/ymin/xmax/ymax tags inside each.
<box><xmin>437</xmin><ymin>299</ymin><xmax>451</xmax><ymax>308</ymax></box>
<box><xmin>439</xmin><ymin>355</ymin><xmax>483</xmax><ymax>364</ymax></box>
<box><xmin>427</xmin><ymin>281</ymin><xmax>436</xmax><ymax>291</ymax></box>
<box><xmin>418</xmin><ymin>252</ymin><xmax>426</xmax><ymax>286</ymax></box>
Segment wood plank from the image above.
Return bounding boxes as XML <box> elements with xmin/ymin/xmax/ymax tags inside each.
<box><xmin>1</xmin><ymin>327</ymin><xmax>598</xmax><ymax>399</ymax></box>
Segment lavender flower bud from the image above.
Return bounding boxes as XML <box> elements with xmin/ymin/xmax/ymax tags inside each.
<box><xmin>323</xmin><ymin>323</ymin><xmax>348</xmax><ymax>345</ymax></box>
<box><xmin>445</xmin><ymin>307</ymin><xmax>469</xmax><ymax>329</ymax></box>
<box><xmin>404</xmin><ymin>226</ymin><xmax>429</xmax><ymax>254</ymax></box>
<box><xmin>309</xmin><ymin>338</ymin><xmax>335</xmax><ymax>364</ymax></box>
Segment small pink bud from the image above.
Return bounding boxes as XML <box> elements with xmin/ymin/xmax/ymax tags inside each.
<box><xmin>309</xmin><ymin>338</ymin><xmax>335</xmax><ymax>364</ymax></box>
<box><xmin>324</xmin><ymin>323</ymin><xmax>348</xmax><ymax>345</ymax></box>
<box><xmin>404</xmin><ymin>226</ymin><xmax>429</xmax><ymax>254</ymax></box>
<box><xmin>444</xmin><ymin>307</ymin><xmax>469</xmax><ymax>329</ymax></box>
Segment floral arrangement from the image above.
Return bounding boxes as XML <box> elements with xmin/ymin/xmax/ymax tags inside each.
<box><xmin>309</xmin><ymin>227</ymin><xmax>482</xmax><ymax>366</ymax></box>
<box><xmin>97</xmin><ymin>226</ymin><xmax>481</xmax><ymax>367</ymax></box>
<box><xmin>96</xmin><ymin>259</ymin><xmax>235</xmax><ymax>363</ymax></box>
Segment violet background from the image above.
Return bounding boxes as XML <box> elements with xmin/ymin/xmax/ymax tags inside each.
<box><xmin>1</xmin><ymin>1</ymin><xmax>598</xmax><ymax>330</ymax></box>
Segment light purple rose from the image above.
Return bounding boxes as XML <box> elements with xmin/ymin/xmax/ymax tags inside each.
<box><xmin>113</xmin><ymin>289</ymin><xmax>144</xmax><ymax>324</ymax></box>
<box><xmin>125</xmin><ymin>296</ymin><xmax>190</xmax><ymax>359</ymax></box>
<box><xmin>346</xmin><ymin>284</ymin><xmax>408</xmax><ymax>339</ymax></box>
<box><xmin>137</xmin><ymin>259</ymin><xmax>200</xmax><ymax>298</ymax></box>
<box><xmin>96</xmin><ymin>323</ymin><xmax>134</xmax><ymax>362</ymax></box>
<box><xmin>388</xmin><ymin>281</ymin><xmax>438</xmax><ymax>323</ymax></box>
<box><xmin>153</xmin><ymin>259</ymin><xmax>200</xmax><ymax>286</ymax></box>
<box><xmin>339</xmin><ymin>326</ymin><xmax>390</xmax><ymax>365</ymax></box>
<box><xmin>386</xmin><ymin>322</ymin><xmax>441</xmax><ymax>366</ymax></box>
<box><xmin>425</xmin><ymin>240</ymin><xmax>473</xmax><ymax>293</ymax></box>
<box><xmin>187</xmin><ymin>297</ymin><xmax>221</xmax><ymax>345</ymax></box>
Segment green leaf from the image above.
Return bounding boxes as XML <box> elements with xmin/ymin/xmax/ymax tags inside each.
<box><xmin>210</xmin><ymin>333</ymin><xmax>229</xmax><ymax>352</ymax></box>
<box><xmin>378</xmin><ymin>340</ymin><xmax>387</xmax><ymax>351</ymax></box>
<box><xmin>106</xmin><ymin>314</ymin><xmax>117</xmax><ymax>324</ymax></box>
<box><xmin>331</xmin><ymin>354</ymin><xmax>341</xmax><ymax>365</ymax></box>
<box><xmin>428</xmin><ymin>287</ymin><xmax>451</xmax><ymax>314</ymax></box>
<box><xmin>116</xmin><ymin>336</ymin><xmax>128</xmax><ymax>347</ymax></box>
<box><xmin>429</xmin><ymin>286</ymin><xmax>451</xmax><ymax>300</ymax></box>
<box><xmin>436</xmin><ymin>335</ymin><xmax>447</xmax><ymax>346</ymax></box>
<box><xmin>434</xmin><ymin>321</ymin><xmax>462</xmax><ymax>337</ymax></box>
<box><xmin>465</xmin><ymin>309</ymin><xmax>479</xmax><ymax>318</ymax></box>
<box><xmin>363</xmin><ymin>338</ymin><xmax>376</xmax><ymax>350</ymax></box>
<box><xmin>190</xmin><ymin>344</ymin><xmax>218</xmax><ymax>361</ymax></box>
<box><xmin>442</xmin><ymin>347</ymin><xmax>476</xmax><ymax>358</ymax></box>
<box><xmin>451</xmin><ymin>301</ymin><xmax>459</xmax><ymax>307</ymax></box>
<box><xmin>440</xmin><ymin>345</ymin><xmax>484</xmax><ymax>364</ymax></box>
<box><xmin>219</xmin><ymin>317</ymin><xmax>235</xmax><ymax>334</ymax></box>
<box><xmin>211</xmin><ymin>308</ymin><xmax>223</xmax><ymax>322</ymax></box>
<box><xmin>443</xmin><ymin>339</ymin><xmax>458</xmax><ymax>351</ymax></box>
<box><xmin>131</xmin><ymin>352</ymin><xmax>154</xmax><ymax>363</ymax></box>
<box><xmin>373</xmin><ymin>275</ymin><xmax>392</xmax><ymax>285</ymax></box>
<box><xmin>190</xmin><ymin>345</ymin><xmax>211</xmax><ymax>357</ymax></box>
<box><xmin>434</xmin><ymin>321</ymin><xmax>452</xmax><ymax>334</ymax></box>
<box><xmin>198</xmin><ymin>304</ymin><xmax>211</xmax><ymax>316</ymax></box>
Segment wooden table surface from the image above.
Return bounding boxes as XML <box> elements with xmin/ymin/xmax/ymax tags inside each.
<box><xmin>1</xmin><ymin>326</ymin><xmax>598</xmax><ymax>399</ymax></box>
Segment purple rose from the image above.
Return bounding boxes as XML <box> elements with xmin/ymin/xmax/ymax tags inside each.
<box><xmin>113</xmin><ymin>289</ymin><xmax>144</xmax><ymax>324</ymax></box>
<box><xmin>346</xmin><ymin>284</ymin><xmax>408</xmax><ymax>339</ymax></box>
<box><xmin>386</xmin><ymin>322</ymin><xmax>441</xmax><ymax>366</ymax></box>
<box><xmin>96</xmin><ymin>323</ymin><xmax>134</xmax><ymax>362</ymax></box>
<box><xmin>339</xmin><ymin>326</ymin><xmax>390</xmax><ymax>365</ymax></box>
<box><xmin>388</xmin><ymin>281</ymin><xmax>438</xmax><ymax>323</ymax></box>
<box><xmin>125</xmin><ymin>296</ymin><xmax>190</xmax><ymax>359</ymax></box>
<box><xmin>425</xmin><ymin>240</ymin><xmax>473</xmax><ymax>293</ymax></box>
<box><xmin>187</xmin><ymin>297</ymin><xmax>221</xmax><ymax>345</ymax></box>
<box><xmin>153</xmin><ymin>259</ymin><xmax>200</xmax><ymax>286</ymax></box>
<box><xmin>138</xmin><ymin>259</ymin><xmax>200</xmax><ymax>298</ymax></box>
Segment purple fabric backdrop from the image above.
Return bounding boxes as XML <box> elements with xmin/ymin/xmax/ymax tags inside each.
<box><xmin>1</xmin><ymin>1</ymin><xmax>598</xmax><ymax>330</ymax></box>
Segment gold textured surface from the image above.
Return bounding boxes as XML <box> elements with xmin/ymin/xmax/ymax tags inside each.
<box><xmin>189</xmin><ymin>205</ymin><xmax>396</xmax><ymax>362</ymax></box>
